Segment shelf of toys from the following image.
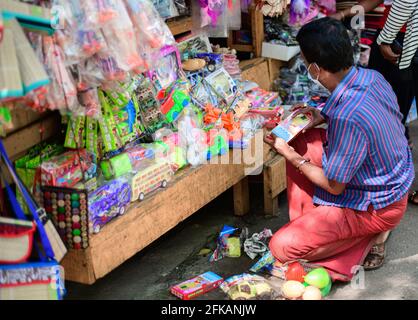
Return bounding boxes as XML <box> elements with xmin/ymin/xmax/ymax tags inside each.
<box><xmin>0</xmin><ymin>0</ymin><xmax>293</xmax><ymax>284</ymax></box>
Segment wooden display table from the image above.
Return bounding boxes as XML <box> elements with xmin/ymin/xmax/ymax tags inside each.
<box><xmin>62</xmin><ymin>135</ymin><xmax>286</xmax><ymax>284</ymax></box>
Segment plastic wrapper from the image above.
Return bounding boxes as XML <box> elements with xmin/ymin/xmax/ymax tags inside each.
<box><xmin>220</xmin><ymin>274</ymin><xmax>280</xmax><ymax>300</ymax></box>
<box><xmin>81</xmin><ymin>0</ymin><xmax>119</xmax><ymax>27</ymax></box>
<box><xmin>53</xmin><ymin>0</ymin><xmax>109</xmax><ymax>63</ymax></box>
<box><xmin>173</xmin><ymin>0</ymin><xmax>189</xmax><ymax>16</ymax></box>
<box><xmin>209</xmin><ymin>225</ymin><xmax>242</xmax><ymax>262</ymax></box>
<box><xmin>101</xmin><ymin>1</ymin><xmax>145</xmax><ymax>74</ymax></box>
<box><xmin>41</xmin><ymin>36</ymin><xmax>79</xmax><ymax>112</ymax></box>
<box><xmin>153</xmin><ymin>0</ymin><xmax>179</xmax><ymax>19</ymax></box>
<box><xmin>125</xmin><ymin>0</ymin><xmax>176</xmax><ymax>70</ymax></box>
<box><xmin>228</xmin><ymin>0</ymin><xmax>242</xmax><ymax>31</ymax></box>
<box><xmin>240</xmin><ymin>113</ymin><xmax>265</xmax><ymax>143</ymax></box>
<box><xmin>39</xmin><ymin>149</ymin><xmax>97</xmax><ymax>188</ymax></box>
<box><xmin>100</xmin><ymin>144</ymin><xmax>155</xmax><ymax>179</ymax></box>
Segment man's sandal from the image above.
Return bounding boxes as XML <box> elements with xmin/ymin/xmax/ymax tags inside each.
<box><xmin>408</xmin><ymin>191</ymin><xmax>418</xmax><ymax>205</ymax></box>
<box><xmin>363</xmin><ymin>243</ymin><xmax>386</xmax><ymax>271</ymax></box>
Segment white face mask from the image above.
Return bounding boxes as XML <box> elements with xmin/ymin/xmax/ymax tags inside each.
<box><xmin>307</xmin><ymin>63</ymin><xmax>322</xmax><ymax>86</ymax></box>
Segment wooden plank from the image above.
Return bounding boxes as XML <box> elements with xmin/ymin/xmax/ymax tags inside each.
<box><xmin>167</xmin><ymin>16</ymin><xmax>193</xmax><ymax>36</ymax></box>
<box><xmin>230</xmin><ymin>44</ymin><xmax>254</xmax><ymax>52</ymax></box>
<box><xmin>265</xmin><ymin>155</ymin><xmax>287</xmax><ymax>198</ymax></box>
<box><xmin>250</xmin><ymin>5</ymin><xmax>264</xmax><ymax>58</ymax></box>
<box><xmin>3</xmin><ymin>112</ymin><xmax>61</xmax><ymax>160</ymax></box>
<box><xmin>4</xmin><ymin>108</ymin><xmax>46</xmax><ymax>136</ymax></box>
<box><xmin>233</xmin><ymin>176</ymin><xmax>250</xmax><ymax>216</ymax></box>
<box><xmin>61</xmin><ymin>249</ymin><xmax>96</xmax><ymax>285</ymax></box>
<box><xmin>267</xmin><ymin>58</ymin><xmax>285</xmax><ymax>90</ymax></box>
<box><xmin>241</xmin><ymin>59</ymin><xmax>271</xmax><ymax>91</ymax></box>
<box><xmin>263</xmin><ymin>155</ymin><xmax>287</xmax><ymax>216</ymax></box>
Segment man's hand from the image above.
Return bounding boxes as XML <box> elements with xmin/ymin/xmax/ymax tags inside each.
<box><xmin>264</xmin><ymin>135</ymin><xmax>294</xmax><ymax>157</ymax></box>
<box><xmin>379</xmin><ymin>44</ymin><xmax>400</xmax><ymax>65</ymax></box>
<box><xmin>290</xmin><ymin>104</ymin><xmax>325</xmax><ymax>133</ymax></box>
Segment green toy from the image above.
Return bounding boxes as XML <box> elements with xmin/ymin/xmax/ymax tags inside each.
<box><xmin>64</xmin><ymin>115</ymin><xmax>86</xmax><ymax>149</ymax></box>
<box><xmin>303</xmin><ymin>267</ymin><xmax>331</xmax><ymax>289</ymax></box>
<box><xmin>85</xmin><ymin>117</ymin><xmax>99</xmax><ymax>160</ymax></box>
<box><xmin>100</xmin><ymin>153</ymin><xmax>133</xmax><ymax>180</ymax></box>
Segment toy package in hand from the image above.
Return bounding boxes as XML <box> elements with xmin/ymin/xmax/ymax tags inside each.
<box><xmin>270</xmin><ymin>111</ymin><xmax>312</xmax><ymax>143</ymax></box>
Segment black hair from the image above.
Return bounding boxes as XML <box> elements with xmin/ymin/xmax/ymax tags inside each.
<box><xmin>296</xmin><ymin>17</ymin><xmax>354</xmax><ymax>73</ymax></box>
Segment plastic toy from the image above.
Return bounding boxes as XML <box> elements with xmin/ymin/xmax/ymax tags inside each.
<box><xmin>88</xmin><ymin>178</ymin><xmax>132</xmax><ymax>234</ymax></box>
<box><xmin>101</xmin><ymin>145</ymin><xmax>155</xmax><ymax>180</ymax></box>
<box><xmin>204</xmin><ymin>104</ymin><xmax>240</xmax><ymax>132</ymax></box>
<box><xmin>160</xmin><ymin>89</ymin><xmax>190</xmax><ymax>123</ymax></box>
<box><xmin>249</xmin><ymin>251</ymin><xmax>275</xmax><ymax>273</ymax></box>
<box><xmin>39</xmin><ymin>149</ymin><xmax>96</xmax><ymax>188</ymax></box>
<box><xmin>130</xmin><ymin>161</ymin><xmax>173</xmax><ymax>201</ymax></box>
<box><xmin>302</xmin><ymin>286</ymin><xmax>322</xmax><ymax>300</ymax></box>
<box><xmin>303</xmin><ymin>267</ymin><xmax>331</xmax><ymax>289</ymax></box>
<box><xmin>195</xmin><ymin>52</ymin><xmax>223</xmax><ymax>72</ymax></box>
<box><xmin>149</xmin><ymin>45</ymin><xmax>182</xmax><ymax>90</ymax></box>
<box><xmin>220</xmin><ymin>273</ymin><xmax>278</xmax><ymax>300</ymax></box>
<box><xmin>285</xmin><ymin>261</ymin><xmax>307</xmax><ymax>282</ymax></box>
<box><xmin>206</xmin><ymin>129</ymin><xmax>228</xmax><ymax>160</ymax></box>
<box><xmin>171</xmin><ymin>272</ymin><xmax>224</xmax><ymax>300</ymax></box>
<box><xmin>270</xmin><ymin>111</ymin><xmax>313</xmax><ymax>143</ymax></box>
<box><xmin>282</xmin><ymin>280</ymin><xmax>306</xmax><ymax>299</ymax></box>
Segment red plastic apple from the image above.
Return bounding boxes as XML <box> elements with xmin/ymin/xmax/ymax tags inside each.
<box><xmin>285</xmin><ymin>261</ymin><xmax>307</xmax><ymax>283</ymax></box>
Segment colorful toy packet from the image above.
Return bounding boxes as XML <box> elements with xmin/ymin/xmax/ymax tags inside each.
<box><xmin>171</xmin><ymin>272</ymin><xmax>224</xmax><ymax>300</ymax></box>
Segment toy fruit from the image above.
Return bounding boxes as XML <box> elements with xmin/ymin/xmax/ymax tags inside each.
<box><xmin>302</xmin><ymin>286</ymin><xmax>322</xmax><ymax>300</ymax></box>
<box><xmin>304</xmin><ymin>267</ymin><xmax>331</xmax><ymax>289</ymax></box>
<box><xmin>282</xmin><ymin>280</ymin><xmax>305</xmax><ymax>299</ymax></box>
<box><xmin>320</xmin><ymin>279</ymin><xmax>332</xmax><ymax>297</ymax></box>
<box><xmin>285</xmin><ymin>261</ymin><xmax>306</xmax><ymax>283</ymax></box>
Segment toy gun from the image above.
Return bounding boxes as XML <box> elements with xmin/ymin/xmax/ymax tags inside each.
<box><xmin>160</xmin><ymin>89</ymin><xmax>190</xmax><ymax>123</ymax></box>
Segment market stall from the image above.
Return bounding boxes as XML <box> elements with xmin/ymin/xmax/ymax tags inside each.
<box><xmin>0</xmin><ymin>0</ymin><xmax>294</xmax><ymax>295</ymax></box>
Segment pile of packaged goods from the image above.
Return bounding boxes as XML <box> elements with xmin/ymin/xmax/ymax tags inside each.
<box><xmin>1</xmin><ymin>0</ymin><xmax>287</xmax><ymax>250</ymax></box>
<box><xmin>273</xmin><ymin>55</ymin><xmax>330</xmax><ymax>105</ymax></box>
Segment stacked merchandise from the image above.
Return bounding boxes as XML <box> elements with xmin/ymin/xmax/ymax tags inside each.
<box><xmin>1</xmin><ymin>0</ymin><xmax>284</xmax><ymax>269</ymax></box>
<box><xmin>273</xmin><ymin>55</ymin><xmax>330</xmax><ymax>105</ymax></box>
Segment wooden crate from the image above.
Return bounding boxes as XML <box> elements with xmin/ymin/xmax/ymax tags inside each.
<box><xmin>240</xmin><ymin>58</ymin><xmax>271</xmax><ymax>91</ymax></box>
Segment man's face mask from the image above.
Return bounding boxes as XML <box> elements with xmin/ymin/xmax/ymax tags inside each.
<box><xmin>307</xmin><ymin>63</ymin><xmax>323</xmax><ymax>87</ymax></box>
<box><xmin>308</xmin><ymin>62</ymin><xmax>329</xmax><ymax>92</ymax></box>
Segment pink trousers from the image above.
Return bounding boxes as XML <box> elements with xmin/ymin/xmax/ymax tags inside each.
<box><xmin>269</xmin><ymin>128</ymin><xmax>408</xmax><ymax>281</ymax></box>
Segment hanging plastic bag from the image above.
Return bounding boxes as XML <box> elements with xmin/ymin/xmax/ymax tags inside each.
<box><xmin>125</xmin><ymin>0</ymin><xmax>176</xmax><ymax>70</ymax></box>
<box><xmin>101</xmin><ymin>1</ymin><xmax>145</xmax><ymax>74</ymax></box>
<box><xmin>228</xmin><ymin>0</ymin><xmax>242</xmax><ymax>31</ymax></box>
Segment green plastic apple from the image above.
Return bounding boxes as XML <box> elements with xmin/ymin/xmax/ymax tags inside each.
<box><xmin>303</xmin><ymin>268</ymin><xmax>331</xmax><ymax>289</ymax></box>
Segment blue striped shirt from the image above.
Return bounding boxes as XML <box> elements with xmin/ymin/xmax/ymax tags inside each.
<box><xmin>313</xmin><ymin>67</ymin><xmax>415</xmax><ymax>211</ymax></box>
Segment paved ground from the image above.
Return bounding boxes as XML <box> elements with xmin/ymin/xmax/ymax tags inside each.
<box><xmin>66</xmin><ymin>122</ymin><xmax>418</xmax><ymax>300</ymax></box>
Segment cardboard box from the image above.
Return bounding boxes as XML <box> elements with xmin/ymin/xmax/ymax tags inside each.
<box><xmin>240</xmin><ymin>58</ymin><xmax>271</xmax><ymax>91</ymax></box>
<box><xmin>262</xmin><ymin>42</ymin><xmax>300</xmax><ymax>61</ymax></box>
<box><xmin>170</xmin><ymin>272</ymin><xmax>224</xmax><ymax>300</ymax></box>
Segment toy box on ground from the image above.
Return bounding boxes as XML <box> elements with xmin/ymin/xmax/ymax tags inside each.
<box><xmin>170</xmin><ymin>272</ymin><xmax>224</xmax><ymax>300</ymax></box>
<box><xmin>262</xmin><ymin>42</ymin><xmax>300</xmax><ymax>62</ymax></box>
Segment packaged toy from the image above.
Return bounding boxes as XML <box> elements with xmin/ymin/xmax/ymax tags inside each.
<box><xmin>130</xmin><ymin>161</ymin><xmax>173</xmax><ymax>201</ymax></box>
<box><xmin>270</xmin><ymin>111</ymin><xmax>313</xmax><ymax>143</ymax></box>
<box><xmin>88</xmin><ymin>177</ymin><xmax>132</xmax><ymax>234</ymax></box>
<box><xmin>171</xmin><ymin>272</ymin><xmax>224</xmax><ymax>300</ymax></box>
<box><xmin>220</xmin><ymin>273</ymin><xmax>279</xmax><ymax>300</ymax></box>
<box><xmin>39</xmin><ymin>149</ymin><xmax>96</xmax><ymax>188</ymax></box>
